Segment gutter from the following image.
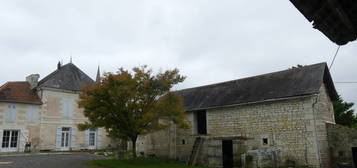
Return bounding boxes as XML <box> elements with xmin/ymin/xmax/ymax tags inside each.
<box><xmin>0</xmin><ymin>100</ymin><xmax>42</xmax><ymax>105</ymax></box>
<box><xmin>312</xmin><ymin>94</ymin><xmax>322</xmax><ymax>167</ymax></box>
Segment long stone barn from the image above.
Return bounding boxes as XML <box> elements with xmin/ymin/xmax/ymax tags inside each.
<box><xmin>136</xmin><ymin>62</ymin><xmax>357</xmax><ymax>168</ymax></box>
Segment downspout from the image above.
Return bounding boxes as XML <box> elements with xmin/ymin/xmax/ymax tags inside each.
<box><xmin>312</xmin><ymin>94</ymin><xmax>322</xmax><ymax>167</ymax></box>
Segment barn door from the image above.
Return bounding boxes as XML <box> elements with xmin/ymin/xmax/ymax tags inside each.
<box><xmin>222</xmin><ymin>140</ymin><xmax>233</xmax><ymax>168</ymax></box>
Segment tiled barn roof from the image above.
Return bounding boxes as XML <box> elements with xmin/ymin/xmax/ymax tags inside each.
<box><xmin>176</xmin><ymin>63</ymin><xmax>338</xmax><ymax>111</ymax></box>
<box><xmin>38</xmin><ymin>63</ymin><xmax>94</xmax><ymax>91</ymax></box>
<box><xmin>0</xmin><ymin>82</ymin><xmax>42</xmax><ymax>104</ymax></box>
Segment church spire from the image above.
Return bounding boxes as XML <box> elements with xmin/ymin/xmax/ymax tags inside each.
<box><xmin>96</xmin><ymin>66</ymin><xmax>100</xmax><ymax>83</ymax></box>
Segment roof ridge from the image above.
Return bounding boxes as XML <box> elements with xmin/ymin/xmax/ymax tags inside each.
<box><xmin>176</xmin><ymin>62</ymin><xmax>327</xmax><ymax>92</ymax></box>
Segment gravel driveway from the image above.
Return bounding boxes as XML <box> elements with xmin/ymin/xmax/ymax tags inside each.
<box><xmin>0</xmin><ymin>153</ymin><xmax>107</xmax><ymax>168</ymax></box>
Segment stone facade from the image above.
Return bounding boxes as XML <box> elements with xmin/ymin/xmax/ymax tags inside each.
<box><xmin>0</xmin><ymin>88</ymin><xmax>112</xmax><ymax>152</ymax></box>
<box><xmin>0</xmin><ymin>63</ymin><xmax>113</xmax><ymax>153</ymax></box>
<box><xmin>326</xmin><ymin>123</ymin><xmax>357</xmax><ymax>168</ymax></box>
<box><xmin>137</xmin><ymin>84</ymin><xmax>337</xmax><ymax>168</ymax></box>
<box><xmin>38</xmin><ymin>88</ymin><xmax>112</xmax><ymax>151</ymax></box>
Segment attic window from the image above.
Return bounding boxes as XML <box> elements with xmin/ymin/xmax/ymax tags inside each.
<box><xmin>262</xmin><ymin>138</ymin><xmax>268</xmax><ymax>145</ymax></box>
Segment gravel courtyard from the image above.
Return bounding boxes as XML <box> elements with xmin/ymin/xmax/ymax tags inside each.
<box><xmin>0</xmin><ymin>153</ymin><xmax>107</xmax><ymax>168</ymax></box>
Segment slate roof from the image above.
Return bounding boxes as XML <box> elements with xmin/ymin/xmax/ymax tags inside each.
<box><xmin>37</xmin><ymin>63</ymin><xmax>94</xmax><ymax>91</ymax></box>
<box><xmin>0</xmin><ymin>82</ymin><xmax>42</xmax><ymax>104</ymax></box>
<box><xmin>176</xmin><ymin>63</ymin><xmax>338</xmax><ymax>111</ymax></box>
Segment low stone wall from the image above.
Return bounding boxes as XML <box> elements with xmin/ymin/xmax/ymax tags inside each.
<box><xmin>326</xmin><ymin>123</ymin><xmax>357</xmax><ymax>168</ymax></box>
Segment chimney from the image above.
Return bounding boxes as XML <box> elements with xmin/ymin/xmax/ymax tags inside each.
<box><xmin>26</xmin><ymin>74</ymin><xmax>40</xmax><ymax>89</ymax></box>
<box><xmin>57</xmin><ymin>61</ymin><xmax>62</xmax><ymax>70</ymax></box>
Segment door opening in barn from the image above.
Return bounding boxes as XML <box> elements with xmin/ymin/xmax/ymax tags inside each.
<box><xmin>352</xmin><ymin>147</ymin><xmax>357</xmax><ymax>166</ymax></box>
<box><xmin>222</xmin><ymin>140</ymin><xmax>233</xmax><ymax>168</ymax></box>
<box><xmin>196</xmin><ymin>110</ymin><xmax>207</xmax><ymax>135</ymax></box>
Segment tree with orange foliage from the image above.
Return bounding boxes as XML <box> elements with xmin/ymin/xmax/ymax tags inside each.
<box><xmin>78</xmin><ymin>66</ymin><xmax>189</xmax><ymax>158</ymax></box>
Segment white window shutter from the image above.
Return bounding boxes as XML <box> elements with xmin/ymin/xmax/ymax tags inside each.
<box><xmin>97</xmin><ymin>129</ymin><xmax>102</xmax><ymax>149</ymax></box>
<box><xmin>63</xmin><ymin>99</ymin><xmax>73</xmax><ymax>118</ymax></box>
<box><xmin>55</xmin><ymin>127</ymin><xmax>62</xmax><ymax>149</ymax></box>
<box><xmin>68</xmin><ymin>100</ymin><xmax>73</xmax><ymax>117</ymax></box>
<box><xmin>63</xmin><ymin>99</ymin><xmax>68</xmax><ymax>117</ymax></box>
<box><xmin>0</xmin><ymin>130</ymin><xmax>3</xmax><ymax>151</ymax></box>
<box><xmin>5</xmin><ymin>105</ymin><xmax>10</xmax><ymax>121</ymax></box>
<box><xmin>33</xmin><ymin>107</ymin><xmax>39</xmax><ymax>122</ymax></box>
<box><xmin>5</xmin><ymin>104</ymin><xmax>16</xmax><ymax>121</ymax></box>
<box><xmin>26</xmin><ymin>107</ymin><xmax>32</xmax><ymax>122</ymax></box>
<box><xmin>85</xmin><ymin>129</ymin><xmax>89</xmax><ymax>149</ymax></box>
<box><xmin>71</xmin><ymin>127</ymin><xmax>77</xmax><ymax>149</ymax></box>
<box><xmin>26</xmin><ymin>106</ymin><xmax>38</xmax><ymax>122</ymax></box>
<box><xmin>11</xmin><ymin>105</ymin><xmax>16</xmax><ymax>121</ymax></box>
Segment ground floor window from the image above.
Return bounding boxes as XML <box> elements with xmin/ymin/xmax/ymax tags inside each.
<box><xmin>61</xmin><ymin>127</ymin><xmax>71</xmax><ymax>148</ymax></box>
<box><xmin>2</xmin><ymin>130</ymin><xmax>19</xmax><ymax>150</ymax></box>
<box><xmin>89</xmin><ymin>129</ymin><xmax>96</xmax><ymax>147</ymax></box>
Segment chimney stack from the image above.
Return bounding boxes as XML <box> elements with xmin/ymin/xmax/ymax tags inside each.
<box><xmin>26</xmin><ymin>74</ymin><xmax>40</xmax><ymax>89</ymax></box>
<box><xmin>57</xmin><ymin>61</ymin><xmax>62</xmax><ymax>70</ymax></box>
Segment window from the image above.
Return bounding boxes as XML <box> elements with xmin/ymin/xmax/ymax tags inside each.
<box><xmin>339</xmin><ymin>151</ymin><xmax>344</xmax><ymax>157</ymax></box>
<box><xmin>182</xmin><ymin>139</ymin><xmax>186</xmax><ymax>145</ymax></box>
<box><xmin>5</xmin><ymin>104</ymin><xmax>16</xmax><ymax>121</ymax></box>
<box><xmin>89</xmin><ymin>129</ymin><xmax>96</xmax><ymax>146</ymax></box>
<box><xmin>2</xmin><ymin>130</ymin><xmax>19</xmax><ymax>149</ymax></box>
<box><xmin>262</xmin><ymin>138</ymin><xmax>268</xmax><ymax>145</ymax></box>
<box><xmin>61</xmin><ymin>127</ymin><xmax>71</xmax><ymax>147</ymax></box>
<box><xmin>26</xmin><ymin>106</ymin><xmax>39</xmax><ymax>122</ymax></box>
<box><xmin>63</xmin><ymin>99</ymin><xmax>73</xmax><ymax>118</ymax></box>
<box><xmin>196</xmin><ymin>110</ymin><xmax>207</xmax><ymax>135</ymax></box>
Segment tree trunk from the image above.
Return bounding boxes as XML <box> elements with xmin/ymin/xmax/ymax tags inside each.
<box><xmin>131</xmin><ymin>137</ymin><xmax>137</xmax><ymax>158</ymax></box>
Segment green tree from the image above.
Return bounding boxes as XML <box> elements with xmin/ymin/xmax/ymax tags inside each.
<box><xmin>78</xmin><ymin>66</ymin><xmax>189</xmax><ymax>158</ymax></box>
<box><xmin>333</xmin><ymin>95</ymin><xmax>356</xmax><ymax>128</ymax></box>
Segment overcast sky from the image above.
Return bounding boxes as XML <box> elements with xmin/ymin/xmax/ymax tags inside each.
<box><xmin>0</xmin><ymin>0</ymin><xmax>356</xmax><ymax>109</ymax></box>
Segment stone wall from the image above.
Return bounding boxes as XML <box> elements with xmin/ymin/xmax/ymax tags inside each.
<box><xmin>204</xmin><ymin>96</ymin><xmax>320</xmax><ymax>167</ymax></box>
<box><xmin>313</xmin><ymin>84</ymin><xmax>336</xmax><ymax>168</ymax></box>
<box><xmin>326</xmin><ymin>123</ymin><xmax>357</xmax><ymax>168</ymax></box>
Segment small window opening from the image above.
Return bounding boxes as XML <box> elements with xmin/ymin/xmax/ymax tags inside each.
<box><xmin>339</xmin><ymin>151</ymin><xmax>344</xmax><ymax>157</ymax></box>
<box><xmin>262</xmin><ymin>138</ymin><xmax>268</xmax><ymax>145</ymax></box>
<box><xmin>182</xmin><ymin>139</ymin><xmax>186</xmax><ymax>145</ymax></box>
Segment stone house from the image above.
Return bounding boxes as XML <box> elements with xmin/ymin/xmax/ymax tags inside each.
<box><xmin>136</xmin><ymin>63</ymin><xmax>357</xmax><ymax>168</ymax></box>
<box><xmin>0</xmin><ymin>62</ymin><xmax>112</xmax><ymax>153</ymax></box>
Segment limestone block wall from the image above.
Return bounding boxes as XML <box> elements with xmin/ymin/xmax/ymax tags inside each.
<box><xmin>204</xmin><ymin>96</ymin><xmax>320</xmax><ymax>167</ymax></box>
<box><xmin>326</xmin><ymin>123</ymin><xmax>357</xmax><ymax>168</ymax></box>
<box><xmin>313</xmin><ymin>85</ymin><xmax>336</xmax><ymax>168</ymax></box>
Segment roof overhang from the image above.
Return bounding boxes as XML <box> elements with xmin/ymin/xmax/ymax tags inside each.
<box><xmin>290</xmin><ymin>0</ymin><xmax>357</xmax><ymax>45</ymax></box>
<box><xmin>0</xmin><ymin>100</ymin><xmax>42</xmax><ymax>105</ymax></box>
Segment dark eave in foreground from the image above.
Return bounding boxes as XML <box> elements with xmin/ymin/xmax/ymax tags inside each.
<box><xmin>290</xmin><ymin>0</ymin><xmax>357</xmax><ymax>45</ymax></box>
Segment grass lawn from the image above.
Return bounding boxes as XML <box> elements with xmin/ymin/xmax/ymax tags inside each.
<box><xmin>88</xmin><ymin>158</ymin><xmax>207</xmax><ymax>168</ymax></box>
